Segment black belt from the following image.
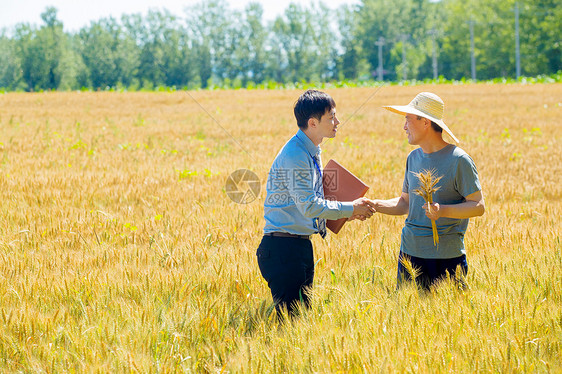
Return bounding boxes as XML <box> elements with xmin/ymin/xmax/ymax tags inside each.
<box><xmin>265</xmin><ymin>232</ymin><xmax>311</xmax><ymax>240</ymax></box>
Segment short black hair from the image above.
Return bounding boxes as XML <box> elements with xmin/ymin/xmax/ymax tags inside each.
<box><xmin>416</xmin><ymin>115</ymin><xmax>442</xmax><ymax>133</ymax></box>
<box><xmin>430</xmin><ymin>121</ymin><xmax>443</xmax><ymax>133</ymax></box>
<box><xmin>294</xmin><ymin>89</ymin><xmax>336</xmax><ymax>129</ymax></box>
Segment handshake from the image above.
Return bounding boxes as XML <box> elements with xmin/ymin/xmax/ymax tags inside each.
<box><xmin>348</xmin><ymin>197</ymin><xmax>378</xmax><ymax>221</ymax></box>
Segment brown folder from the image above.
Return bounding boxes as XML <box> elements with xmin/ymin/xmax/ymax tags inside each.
<box><xmin>322</xmin><ymin>159</ymin><xmax>370</xmax><ymax>234</ymax></box>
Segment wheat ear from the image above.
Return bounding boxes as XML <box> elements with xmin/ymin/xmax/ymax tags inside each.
<box><xmin>413</xmin><ymin>168</ymin><xmax>443</xmax><ymax>247</ymax></box>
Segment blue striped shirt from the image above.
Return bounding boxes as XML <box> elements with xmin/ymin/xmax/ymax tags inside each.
<box><xmin>263</xmin><ymin>129</ymin><xmax>354</xmax><ymax>236</ymax></box>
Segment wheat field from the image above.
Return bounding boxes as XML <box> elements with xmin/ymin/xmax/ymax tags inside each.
<box><xmin>0</xmin><ymin>83</ymin><xmax>560</xmax><ymax>372</ymax></box>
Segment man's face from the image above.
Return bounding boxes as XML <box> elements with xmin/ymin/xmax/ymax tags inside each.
<box><xmin>317</xmin><ymin>107</ymin><xmax>340</xmax><ymax>139</ymax></box>
<box><xmin>404</xmin><ymin>113</ymin><xmax>426</xmax><ymax>145</ymax></box>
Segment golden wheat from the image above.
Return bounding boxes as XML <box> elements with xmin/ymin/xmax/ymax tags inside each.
<box><xmin>413</xmin><ymin>168</ymin><xmax>443</xmax><ymax>246</ymax></box>
<box><xmin>0</xmin><ymin>84</ymin><xmax>560</xmax><ymax>372</ymax></box>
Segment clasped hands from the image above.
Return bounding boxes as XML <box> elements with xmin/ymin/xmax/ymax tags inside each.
<box><xmin>348</xmin><ymin>198</ymin><xmax>377</xmax><ymax>221</ymax></box>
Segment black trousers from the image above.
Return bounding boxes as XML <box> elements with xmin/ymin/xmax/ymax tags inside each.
<box><xmin>256</xmin><ymin>235</ymin><xmax>314</xmax><ymax>316</ymax></box>
<box><xmin>397</xmin><ymin>251</ymin><xmax>468</xmax><ymax>290</ymax></box>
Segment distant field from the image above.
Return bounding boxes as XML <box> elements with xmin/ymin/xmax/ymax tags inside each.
<box><xmin>0</xmin><ymin>84</ymin><xmax>560</xmax><ymax>372</ymax></box>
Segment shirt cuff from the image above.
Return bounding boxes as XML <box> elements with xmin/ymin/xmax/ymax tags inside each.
<box><xmin>340</xmin><ymin>202</ymin><xmax>354</xmax><ymax>218</ymax></box>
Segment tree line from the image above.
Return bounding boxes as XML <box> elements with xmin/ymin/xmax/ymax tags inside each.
<box><xmin>0</xmin><ymin>0</ymin><xmax>559</xmax><ymax>91</ymax></box>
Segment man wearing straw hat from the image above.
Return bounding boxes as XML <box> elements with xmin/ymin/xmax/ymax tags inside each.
<box><xmin>371</xmin><ymin>92</ymin><xmax>485</xmax><ymax>290</ymax></box>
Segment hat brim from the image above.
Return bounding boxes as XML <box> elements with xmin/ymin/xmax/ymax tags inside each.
<box><xmin>383</xmin><ymin>105</ymin><xmax>460</xmax><ymax>143</ymax></box>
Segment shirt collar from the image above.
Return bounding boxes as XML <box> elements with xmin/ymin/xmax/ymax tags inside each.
<box><xmin>296</xmin><ymin>129</ymin><xmax>321</xmax><ymax>158</ymax></box>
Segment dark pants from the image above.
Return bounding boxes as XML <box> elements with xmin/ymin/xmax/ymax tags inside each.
<box><xmin>397</xmin><ymin>251</ymin><xmax>468</xmax><ymax>290</ymax></box>
<box><xmin>256</xmin><ymin>235</ymin><xmax>314</xmax><ymax>316</ymax></box>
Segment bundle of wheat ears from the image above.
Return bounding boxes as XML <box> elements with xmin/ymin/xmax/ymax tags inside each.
<box><xmin>413</xmin><ymin>168</ymin><xmax>443</xmax><ymax>246</ymax></box>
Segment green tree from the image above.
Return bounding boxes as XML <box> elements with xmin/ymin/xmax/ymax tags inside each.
<box><xmin>308</xmin><ymin>2</ymin><xmax>339</xmax><ymax>81</ymax></box>
<box><xmin>14</xmin><ymin>7</ymin><xmax>78</xmax><ymax>90</ymax></box>
<box><xmin>2</xmin><ymin>0</ymin><xmax>560</xmax><ymax>91</ymax></box>
<box><xmin>268</xmin><ymin>3</ymin><xmax>336</xmax><ymax>83</ymax></box>
<box><xmin>186</xmin><ymin>0</ymin><xmax>242</xmax><ymax>86</ymax></box>
<box><xmin>439</xmin><ymin>0</ymin><xmax>513</xmax><ymax>79</ymax></box>
<box><xmin>77</xmin><ymin>18</ymin><xmax>122</xmax><ymax>89</ymax></box>
<box><xmin>136</xmin><ymin>10</ymin><xmax>169</xmax><ymax>88</ymax></box>
<box><xmin>0</xmin><ymin>31</ymin><xmax>23</xmax><ymax>90</ymax></box>
<box><xmin>519</xmin><ymin>0</ymin><xmax>562</xmax><ymax>76</ymax></box>
<box><xmin>236</xmin><ymin>3</ymin><xmax>268</xmax><ymax>85</ymax></box>
<box><xmin>356</xmin><ymin>0</ymin><xmax>433</xmax><ymax>81</ymax></box>
<box><xmin>336</xmin><ymin>4</ymin><xmax>366</xmax><ymax>80</ymax></box>
<box><xmin>195</xmin><ymin>43</ymin><xmax>212</xmax><ymax>88</ymax></box>
<box><xmin>161</xmin><ymin>23</ymin><xmax>196</xmax><ymax>88</ymax></box>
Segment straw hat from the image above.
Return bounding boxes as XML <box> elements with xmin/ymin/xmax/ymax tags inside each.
<box><xmin>383</xmin><ymin>92</ymin><xmax>459</xmax><ymax>143</ymax></box>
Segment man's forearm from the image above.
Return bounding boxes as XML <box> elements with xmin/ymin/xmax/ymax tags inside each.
<box><xmin>437</xmin><ymin>200</ymin><xmax>485</xmax><ymax>219</ymax></box>
<box><xmin>373</xmin><ymin>196</ymin><xmax>409</xmax><ymax>216</ymax></box>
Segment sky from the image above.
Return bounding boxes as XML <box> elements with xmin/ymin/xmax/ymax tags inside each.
<box><xmin>1</xmin><ymin>0</ymin><xmax>360</xmax><ymax>32</ymax></box>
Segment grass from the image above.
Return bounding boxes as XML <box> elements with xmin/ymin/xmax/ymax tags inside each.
<box><xmin>0</xmin><ymin>84</ymin><xmax>561</xmax><ymax>372</ymax></box>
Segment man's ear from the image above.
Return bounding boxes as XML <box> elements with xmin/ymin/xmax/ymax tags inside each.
<box><xmin>307</xmin><ymin>117</ymin><xmax>318</xmax><ymax>129</ymax></box>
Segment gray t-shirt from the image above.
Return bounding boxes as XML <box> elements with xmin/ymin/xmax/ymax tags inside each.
<box><xmin>401</xmin><ymin>144</ymin><xmax>481</xmax><ymax>259</ymax></box>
